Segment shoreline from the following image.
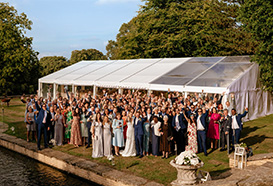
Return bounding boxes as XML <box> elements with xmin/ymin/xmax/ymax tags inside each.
<box><xmin>0</xmin><ymin>145</ymin><xmax>101</xmax><ymax>186</ymax></box>
<box><xmin>0</xmin><ymin>122</ymin><xmax>163</xmax><ymax>186</ymax></box>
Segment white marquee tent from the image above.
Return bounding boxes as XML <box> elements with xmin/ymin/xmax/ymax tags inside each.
<box><xmin>39</xmin><ymin>56</ymin><xmax>273</xmax><ymax>120</ymax></box>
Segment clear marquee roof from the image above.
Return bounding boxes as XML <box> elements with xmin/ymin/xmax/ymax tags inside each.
<box><xmin>39</xmin><ymin>56</ymin><xmax>253</xmax><ymax>93</ymax></box>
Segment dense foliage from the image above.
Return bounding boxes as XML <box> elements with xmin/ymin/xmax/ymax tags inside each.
<box><xmin>70</xmin><ymin>48</ymin><xmax>107</xmax><ymax>64</ymax></box>
<box><xmin>2</xmin><ymin>1</ymin><xmax>273</xmax><ymax>93</ymax></box>
<box><xmin>39</xmin><ymin>56</ymin><xmax>69</xmax><ymax>77</ymax></box>
<box><xmin>0</xmin><ymin>3</ymin><xmax>40</xmax><ymax>95</ymax></box>
<box><xmin>106</xmin><ymin>0</ymin><xmax>257</xmax><ymax>59</ymax></box>
<box><xmin>239</xmin><ymin>0</ymin><xmax>273</xmax><ymax>92</ymax></box>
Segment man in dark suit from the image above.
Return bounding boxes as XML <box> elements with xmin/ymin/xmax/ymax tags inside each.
<box><xmin>86</xmin><ymin>109</ymin><xmax>93</xmax><ymax>148</ymax></box>
<box><xmin>146</xmin><ymin>107</ymin><xmax>153</xmax><ymax>123</ymax></box>
<box><xmin>48</xmin><ymin>106</ymin><xmax>55</xmax><ymax>144</ymax></box>
<box><xmin>36</xmin><ymin>104</ymin><xmax>52</xmax><ymax>150</ymax></box>
<box><xmin>231</xmin><ymin>107</ymin><xmax>248</xmax><ymax>147</ymax></box>
<box><xmin>159</xmin><ymin>107</ymin><xmax>168</xmax><ymax>118</ymax></box>
<box><xmin>187</xmin><ymin>105</ymin><xmax>197</xmax><ymax>118</ymax></box>
<box><xmin>172</xmin><ymin>108</ymin><xmax>187</xmax><ymax>154</ymax></box>
<box><xmin>35</xmin><ymin>99</ymin><xmax>42</xmax><ymax>112</ymax></box>
<box><xmin>196</xmin><ymin>108</ymin><xmax>209</xmax><ymax>156</ymax></box>
<box><xmin>219</xmin><ymin>109</ymin><xmax>231</xmax><ymax>151</ymax></box>
<box><xmin>160</xmin><ymin>107</ymin><xmax>171</xmax><ymax>125</ymax></box>
<box><xmin>133</xmin><ymin>111</ymin><xmax>145</xmax><ymax>158</ymax></box>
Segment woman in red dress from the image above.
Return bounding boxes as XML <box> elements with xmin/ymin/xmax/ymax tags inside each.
<box><xmin>122</xmin><ymin>110</ymin><xmax>127</xmax><ymax>142</ymax></box>
<box><xmin>207</xmin><ymin>107</ymin><xmax>221</xmax><ymax>149</ymax></box>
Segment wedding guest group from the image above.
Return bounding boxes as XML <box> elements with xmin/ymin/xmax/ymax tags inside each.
<box><xmin>23</xmin><ymin>89</ymin><xmax>248</xmax><ymax>157</ymax></box>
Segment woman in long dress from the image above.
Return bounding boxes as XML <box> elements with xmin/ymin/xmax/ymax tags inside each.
<box><xmin>62</xmin><ymin>105</ymin><xmax>68</xmax><ymax>144</ymax></box>
<box><xmin>159</xmin><ymin>115</ymin><xmax>173</xmax><ymax>159</ymax></box>
<box><xmin>91</xmin><ymin>113</ymin><xmax>103</xmax><ymax>158</ymax></box>
<box><xmin>183</xmin><ymin>111</ymin><xmax>198</xmax><ymax>153</ymax></box>
<box><xmin>54</xmin><ymin>109</ymin><xmax>64</xmax><ymax>146</ymax></box>
<box><xmin>65</xmin><ymin>106</ymin><xmax>72</xmax><ymax>144</ymax></box>
<box><xmin>112</xmin><ymin>112</ymin><xmax>124</xmax><ymax>156</ymax></box>
<box><xmin>121</xmin><ymin>112</ymin><xmax>136</xmax><ymax>157</ymax></box>
<box><xmin>103</xmin><ymin>116</ymin><xmax>112</xmax><ymax>157</ymax></box>
<box><xmin>122</xmin><ymin>110</ymin><xmax>127</xmax><ymax>142</ymax></box>
<box><xmin>207</xmin><ymin>107</ymin><xmax>221</xmax><ymax>149</ymax></box>
<box><xmin>80</xmin><ymin>107</ymin><xmax>88</xmax><ymax>145</ymax></box>
<box><xmin>150</xmin><ymin>116</ymin><xmax>161</xmax><ymax>157</ymax></box>
<box><xmin>70</xmin><ymin>108</ymin><xmax>82</xmax><ymax>147</ymax></box>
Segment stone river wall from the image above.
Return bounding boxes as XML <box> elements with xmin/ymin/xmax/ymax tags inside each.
<box><xmin>0</xmin><ymin>123</ymin><xmax>162</xmax><ymax>186</ymax></box>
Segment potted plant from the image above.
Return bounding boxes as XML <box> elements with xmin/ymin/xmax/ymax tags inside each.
<box><xmin>170</xmin><ymin>150</ymin><xmax>204</xmax><ymax>185</ymax></box>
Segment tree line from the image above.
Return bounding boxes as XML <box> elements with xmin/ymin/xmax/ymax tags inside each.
<box><xmin>0</xmin><ymin>3</ymin><xmax>106</xmax><ymax>95</ymax></box>
<box><xmin>1</xmin><ymin>0</ymin><xmax>273</xmax><ymax>95</ymax></box>
<box><xmin>39</xmin><ymin>49</ymin><xmax>106</xmax><ymax>77</ymax></box>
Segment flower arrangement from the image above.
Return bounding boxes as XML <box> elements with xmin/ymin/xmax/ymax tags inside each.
<box><xmin>235</xmin><ymin>142</ymin><xmax>247</xmax><ymax>148</ymax></box>
<box><xmin>235</xmin><ymin>143</ymin><xmax>253</xmax><ymax>157</ymax></box>
<box><xmin>174</xmin><ymin>150</ymin><xmax>202</xmax><ymax>166</ymax></box>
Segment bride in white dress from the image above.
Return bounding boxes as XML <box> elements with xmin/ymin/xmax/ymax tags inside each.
<box><xmin>91</xmin><ymin>113</ymin><xmax>103</xmax><ymax>158</ymax></box>
<box><xmin>121</xmin><ymin>112</ymin><xmax>136</xmax><ymax>157</ymax></box>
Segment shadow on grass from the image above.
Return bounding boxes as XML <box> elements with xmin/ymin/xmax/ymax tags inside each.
<box><xmin>207</xmin><ymin>148</ymin><xmax>217</xmax><ymax>155</ymax></box>
<box><xmin>243</xmin><ymin>134</ymin><xmax>273</xmax><ymax>147</ymax></box>
<box><xmin>240</xmin><ymin>125</ymin><xmax>266</xmax><ymax>139</ymax></box>
<box><xmin>209</xmin><ymin>168</ymin><xmax>232</xmax><ymax>180</ymax></box>
<box><xmin>126</xmin><ymin>161</ymin><xmax>140</xmax><ymax>169</ymax></box>
<box><xmin>63</xmin><ymin>145</ymin><xmax>80</xmax><ymax>151</ymax></box>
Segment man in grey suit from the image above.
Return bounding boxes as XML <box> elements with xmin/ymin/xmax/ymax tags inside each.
<box><xmin>219</xmin><ymin>109</ymin><xmax>231</xmax><ymax>152</ymax></box>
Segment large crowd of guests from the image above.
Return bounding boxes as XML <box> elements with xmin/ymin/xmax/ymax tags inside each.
<box><xmin>23</xmin><ymin>89</ymin><xmax>248</xmax><ymax>158</ymax></box>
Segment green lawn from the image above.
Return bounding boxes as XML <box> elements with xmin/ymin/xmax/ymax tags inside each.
<box><xmin>240</xmin><ymin>115</ymin><xmax>273</xmax><ymax>154</ymax></box>
<box><xmin>1</xmin><ymin>99</ymin><xmax>273</xmax><ymax>185</ymax></box>
<box><xmin>1</xmin><ymin>99</ymin><xmax>27</xmax><ymax>140</ymax></box>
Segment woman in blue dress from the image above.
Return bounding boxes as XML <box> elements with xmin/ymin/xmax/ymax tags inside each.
<box><xmin>112</xmin><ymin>112</ymin><xmax>124</xmax><ymax>156</ymax></box>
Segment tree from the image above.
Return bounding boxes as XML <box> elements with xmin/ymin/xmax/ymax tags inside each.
<box><xmin>239</xmin><ymin>0</ymin><xmax>273</xmax><ymax>92</ymax></box>
<box><xmin>106</xmin><ymin>0</ymin><xmax>257</xmax><ymax>59</ymax></box>
<box><xmin>106</xmin><ymin>40</ymin><xmax>119</xmax><ymax>60</ymax></box>
<box><xmin>0</xmin><ymin>3</ymin><xmax>40</xmax><ymax>95</ymax></box>
<box><xmin>39</xmin><ymin>56</ymin><xmax>69</xmax><ymax>77</ymax></box>
<box><xmin>70</xmin><ymin>49</ymin><xmax>107</xmax><ymax>64</ymax></box>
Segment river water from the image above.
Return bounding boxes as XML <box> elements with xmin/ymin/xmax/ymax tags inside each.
<box><xmin>0</xmin><ymin>146</ymin><xmax>100</xmax><ymax>186</ymax></box>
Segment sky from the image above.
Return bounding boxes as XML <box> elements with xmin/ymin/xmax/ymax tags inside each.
<box><xmin>3</xmin><ymin>0</ymin><xmax>143</xmax><ymax>59</ymax></box>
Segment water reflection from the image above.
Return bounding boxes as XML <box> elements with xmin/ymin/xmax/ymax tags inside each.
<box><xmin>0</xmin><ymin>147</ymin><xmax>100</xmax><ymax>186</ymax></box>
